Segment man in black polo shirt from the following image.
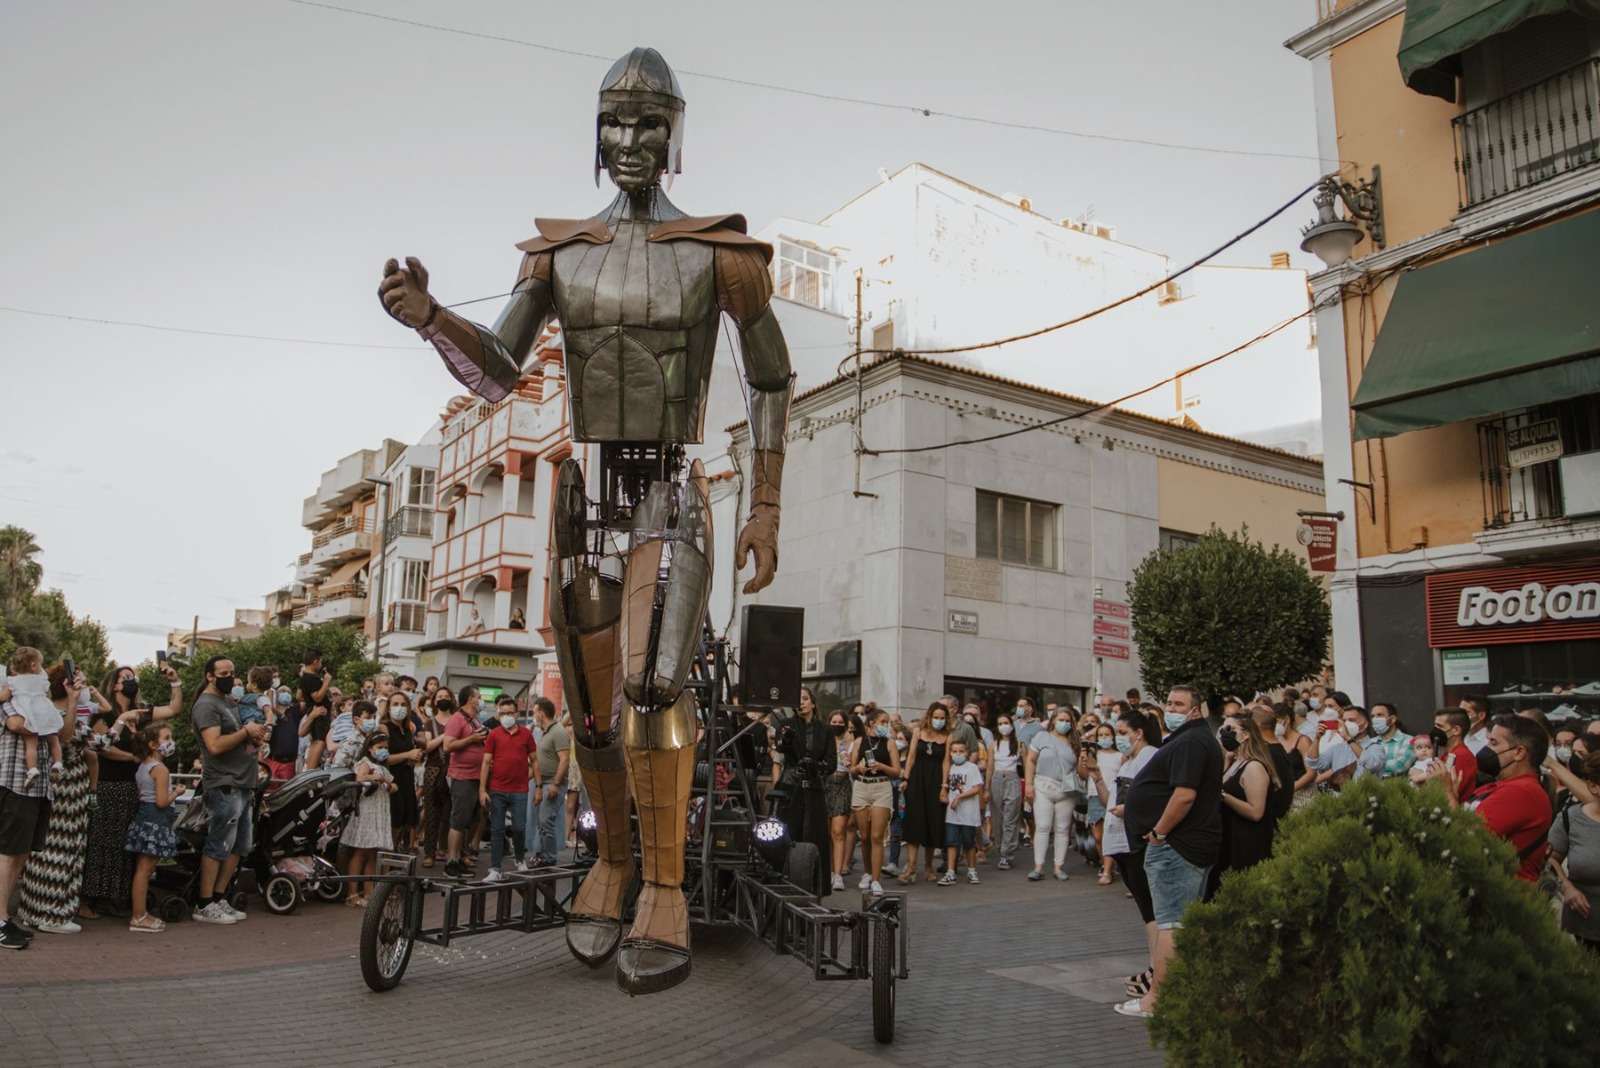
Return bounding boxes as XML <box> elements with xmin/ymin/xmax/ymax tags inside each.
<box><xmin>1115</xmin><ymin>684</ymin><xmax>1222</xmax><ymax>1019</ymax></box>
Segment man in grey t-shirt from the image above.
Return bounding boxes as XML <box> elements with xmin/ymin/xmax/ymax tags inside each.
<box><xmin>528</xmin><ymin>697</ymin><xmax>570</xmax><ymax>866</ymax></box>
<box><xmin>190</xmin><ymin>655</ymin><xmax>267</xmax><ymax>925</ymax></box>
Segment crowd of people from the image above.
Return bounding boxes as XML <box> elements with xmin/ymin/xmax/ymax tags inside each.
<box><xmin>3</xmin><ymin>646</ymin><xmax>1596</xmax><ymax>1010</ymax></box>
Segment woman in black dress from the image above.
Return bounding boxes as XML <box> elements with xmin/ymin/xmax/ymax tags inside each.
<box><xmin>416</xmin><ymin>693</ymin><xmax>454</xmax><ymax>867</ymax></box>
<box><xmin>897</xmin><ymin>702</ymin><xmax>952</xmax><ymax>885</ymax></box>
<box><xmin>1211</xmin><ymin>714</ymin><xmax>1280</xmax><ymax>898</ymax></box>
<box><xmin>777</xmin><ymin>686</ymin><xmax>835</xmax><ymax>892</ymax></box>
<box><xmin>382</xmin><ymin>691</ymin><xmax>423</xmax><ymax>850</ymax></box>
<box><xmin>81</xmin><ymin>663</ymin><xmax>183</xmax><ymax>917</ymax></box>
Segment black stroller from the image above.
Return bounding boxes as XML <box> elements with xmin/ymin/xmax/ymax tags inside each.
<box><xmin>148</xmin><ymin>766</ymin><xmax>363</xmax><ymax>921</ymax></box>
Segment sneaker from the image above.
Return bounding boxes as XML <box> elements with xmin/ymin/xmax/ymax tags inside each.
<box><xmin>1027</xmin><ymin>869</ymin><xmax>1043</xmax><ymax>881</ymax></box>
<box><xmin>880</xmin><ymin>862</ymin><xmax>899</xmax><ymax>876</ymax></box>
<box><xmin>35</xmin><ymin>920</ymin><xmax>82</xmax><ymax>934</ymax></box>
<box><xmin>858</xmin><ymin>873</ymin><xmax>872</xmax><ymax>891</ymax></box>
<box><xmin>515</xmin><ymin>857</ymin><xmax>529</xmax><ymax>873</ymax></box>
<box><xmin>830</xmin><ymin>873</ymin><xmax>845</xmax><ymax>891</ymax></box>
<box><xmin>48</xmin><ymin>762</ymin><xmax>65</xmax><ymax>781</ymax></box>
<box><xmin>937</xmin><ymin>871</ymin><xmax>957</xmax><ymax>886</ymax></box>
<box><xmin>1113</xmin><ymin>998</ymin><xmax>1153</xmax><ymax>1019</ymax></box>
<box><xmin>1054</xmin><ymin>870</ymin><xmax>1070</xmax><ymax>881</ymax></box>
<box><xmin>191</xmin><ymin>902</ymin><xmax>236</xmax><ymax>925</ymax></box>
<box><xmin>968</xmin><ymin>870</ymin><xmax>980</xmax><ymax>885</ymax></box>
<box><xmin>444</xmin><ymin>859</ymin><xmax>464</xmax><ymax>879</ymax></box>
<box><xmin>997</xmin><ymin>858</ymin><xmax>1012</xmax><ymax>871</ymax></box>
<box><xmin>484</xmin><ymin>869</ymin><xmax>507</xmax><ymax>884</ymax></box>
<box><xmin>216</xmin><ymin>900</ymin><xmax>247</xmax><ymax>922</ymax></box>
<box><xmin>870</xmin><ymin>880</ymin><xmax>884</xmax><ymax>896</ymax></box>
<box><xmin>22</xmin><ymin>767</ymin><xmax>39</xmax><ymax>788</ymax></box>
<box><xmin>0</xmin><ymin>923</ymin><xmax>28</xmax><ymax>950</ymax></box>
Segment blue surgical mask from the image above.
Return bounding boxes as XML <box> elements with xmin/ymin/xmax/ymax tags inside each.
<box><xmin>930</xmin><ymin>718</ymin><xmax>946</xmax><ymax>731</ymax></box>
<box><xmin>1372</xmin><ymin>716</ymin><xmax>1390</xmax><ymax>735</ymax></box>
<box><xmin>230</xmin><ymin>685</ymin><xmax>245</xmax><ymax>701</ymax></box>
<box><xmin>1097</xmin><ymin>737</ymin><xmax>1114</xmax><ymax>750</ymax></box>
<box><xmin>1115</xmin><ymin>735</ymin><xmax>1133</xmax><ymax>756</ymax></box>
<box><xmin>875</xmin><ymin>725</ymin><xmax>890</xmax><ymax>738</ymax></box>
<box><xmin>952</xmin><ymin>753</ymin><xmax>968</xmax><ymax>765</ymax></box>
<box><xmin>1054</xmin><ymin>721</ymin><xmax>1071</xmax><ymax>735</ymax></box>
<box><xmin>1309</xmin><ymin>697</ymin><xmax>1321</xmax><ymax>710</ymax></box>
<box><xmin>277</xmin><ymin>692</ymin><xmax>292</xmax><ymax>707</ymax></box>
<box><xmin>359</xmin><ymin>719</ymin><xmax>377</xmax><ymax>734</ymax></box>
<box><xmin>1164</xmin><ymin>711</ymin><xmax>1189</xmax><ymax>732</ymax></box>
<box><xmin>371</xmin><ymin>747</ymin><xmax>389</xmax><ymax>762</ymax></box>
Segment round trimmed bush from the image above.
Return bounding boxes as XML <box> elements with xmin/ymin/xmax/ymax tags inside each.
<box><xmin>1149</xmin><ymin>777</ymin><xmax>1600</xmax><ymax>1066</ymax></box>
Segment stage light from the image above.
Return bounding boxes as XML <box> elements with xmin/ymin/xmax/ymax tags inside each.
<box><xmin>576</xmin><ymin>809</ymin><xmax>598</xmax><ymax>854</ymax></box>
<box><xmin>752</xmin><ymin>816</ymin><xmax>791</xmax><ymax>868</ymax></box>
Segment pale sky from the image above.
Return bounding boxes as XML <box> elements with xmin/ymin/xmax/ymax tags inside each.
<box><xmin>1</xmin><ymin>0</ymin><xmax>1327</xmax><ymax>665</ymax></box>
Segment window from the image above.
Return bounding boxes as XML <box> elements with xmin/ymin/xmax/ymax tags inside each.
<box><xmin>1477</xmin><ymin>393</ymin><xmax>1600</xmax><ymax>528</ymax></box>
<box><xmin>774</xmin><ymin>239</ymin><xmax>835</xmax><ymax>312</ymax></box>
<box><xmin>975</xmin><ymin>491</ymin><xmax>1057</xmax><ymax>568</ymax></box>
<box><xmin>1160</xmin><ymin>528</ymin><xmax>1200</xmax><ymax>552</ymax></box>
<box><xmin>399</xmin><ymin>559</ymin><xmax>430</xmax><ymax>602</ymax></box>
<box><xmin>407</xmin><ymin>467</ymin><xmax>436</xmax><ymax>508</ymax></box>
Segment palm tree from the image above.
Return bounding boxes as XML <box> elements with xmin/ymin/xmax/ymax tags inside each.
<box><xmin>0</xmin><ymin>525</ymin><xmax>43</xmax><ymax>620</ymax></box>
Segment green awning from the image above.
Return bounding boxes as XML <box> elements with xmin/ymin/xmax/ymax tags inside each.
<box><xmin>1351</xmin><ymin>209</ymin><xmax>1600</xmax><ymax>440</ymax></box>
<box><xmin>1399</xmin><ymin>0</ymin><xmax>1600</xmax><ymax>101</ymax></box>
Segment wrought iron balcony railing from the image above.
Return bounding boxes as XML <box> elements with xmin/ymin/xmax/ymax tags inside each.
<box><xmin>383</xmin><ymin>504</ymin><xmax>434</xmax><ymax>544</ymax></box>
<box><xmin>1453</xmin><ymin>58</ymin><xmax>1600</xmax><ymax>210</ymax></box>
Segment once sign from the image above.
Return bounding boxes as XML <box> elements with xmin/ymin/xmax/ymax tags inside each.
<box><xmin>1457</xmin><ymin>581</ymin><xmax>1600</xmax><ymax>627</ymax></box>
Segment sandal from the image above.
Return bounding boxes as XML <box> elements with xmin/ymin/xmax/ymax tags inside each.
<box><xmin>895</xmin><ymin>872</ymin><xmax>913</xmax><ymax>886</ymax></box>
<box><xmin>345</xmin><ymin>896</ymin><xmax>368</xmax><ymax>908</ymax></box>
<box><xmin>77</xmin><ymin>906</ymin><xmax>101</xmax><ymax>921</ymax></box>
<box><xmin>1097</xmin><ymin>871</ymin><xmax>1113</xmax><ymax>886</ymax></box>
<box><xmin>924</xmin><ymin>870</ymin><xmax>938</xmax><ymax>883</ymax></box>
<box><xmin>420</xmin><ymin>856</ymin><xmax>434</xmax><ymax>868</ymax></box>
<box><xmin>128</xmin><ymin>914</ymin><xmax>165</xmax><ymax>934</ymax></box>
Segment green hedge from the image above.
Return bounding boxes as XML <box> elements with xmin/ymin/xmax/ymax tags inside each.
<box><xmin>1150</xmin><ymin>778</ymin><xmax>1600</xmax><ymax>1066</ymax></box>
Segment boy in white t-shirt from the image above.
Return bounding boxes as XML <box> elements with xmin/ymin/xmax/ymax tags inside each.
<box><xmin>939</xmin><ymin>740</ymin><xmax>986</xmax><ymax>886</ymax></box>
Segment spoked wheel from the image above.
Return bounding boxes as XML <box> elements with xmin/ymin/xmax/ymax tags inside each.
<box><xmin>359</xmin><ymin>880</ymin><xmax>414</xmax><ymax>992</ymax></box>
<box><xmin>309</xmin><ymin>858</ymin><xmax>346</xmax><ymax>903</ymax></box>
<box><xmin>262</xmin><ymin>873</ymin><xmax>301</xmax><ymax>915</ymax></box>
<box><xmin>871</xmin><ymin>917</ymin><xmax>896</xmax><ymax>1043</ymax></box>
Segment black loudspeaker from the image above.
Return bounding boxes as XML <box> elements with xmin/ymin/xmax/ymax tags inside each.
<box><xmin>739</xmin><ymin>605</ymin><xmax>804</xmax><ymax>709</ymax></box>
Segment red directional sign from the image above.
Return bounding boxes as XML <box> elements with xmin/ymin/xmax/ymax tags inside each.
<box><xmin>1093</xmin><ymin>640</ymin><xmax>1130</xmax><ymax>661</ymax></box>
<box><xmin>1093</xmin><ymin>619</ymin><xmax>1130</xmax><ymax>640</ymax></box>
<box><xmin>1093</xmin><ymin>599</ymin><xmax>1129</xmax><ymax>619</ymax></box>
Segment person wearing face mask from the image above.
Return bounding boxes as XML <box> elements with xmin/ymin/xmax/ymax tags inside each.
<box><xmin>341</xmin><ymin>728</ymin><xmax>399</xmax><ymax>906</ymax></box>
<box><xmin>262</xmin><ymin>681</ymin><xmax>302</xmax><ymax>786</ymax></box>
<box><xmin>1311</xmin><ymin>706</ymin><xmax>1386</xmax><ymax>790</ymax></box>
<box><xmin>825</xmin><ymin>712</ymin><xmax>861</xmax><ymax>891</ymax></box>
<box><xmin>189</xmin><ymin>656</ymin><xmax>268</xmax><ymax>925</ymax></box>
<box><xmin>1271</xmin><ymin>702</ymin><xmax>1318</xmax><ymax>812</ymax></box>
<box><xmin>416</xmin><ymin>694</ymin><xmax>457</xmax><ymax>868</ymax></box>
<box><xmin>1431</xmin><ymin>709</ymin><xmax>1480</xmax><ymax>804</ymax></box>
<box><xmin>1460</xmin><ymin>694</ymin><xmax>1492</xmax><ymax>755</ymax></box>
<box><xmin>775</xmin><ymin>686</ymin><xmax>836</xmax><ymax>893</ymax></box>
<box><xmin>897</xmin><ymin>702</ymin><xmax>951</xmax><ymax>885</ymax></box>
<box><xmin>1368</xmin><ymin>702</ymin><xmax>1416</xmax><ymax>781</ymax></box>
<box><xmin>990</xmin><ymin>713</ymin><xmax>1024</xmax><ymax>870</ymax></box>
<box><xmin>883</xmin><ymin>723</ymin><xmax>912</xmax><ymax>876</ymax></box>
<box><xmin>1024</xmin><ymin>707</ymin><xmax>1084</xmax><ymax>881</ymax></box>
<box><xmin>331</xmin><ymin>701</ymin><xmax>380</xmax><ymax>769</ymax></box>
<box><xmin>1547</xmin><ymin>750</ymin><xmax>1600</xmax><ymax>954</ymax></box>
<box><xmin>1015</xmin><ymin>698</ymin><xmax>1044</xmax><ymax>746</ymax></box>
<box><xmin>479</xmin><ymin>697</ymin><xmax>536</xmax><ymax>881</ymax></box>
<box><xmin>1116</xmin><ymin>686</ymin><xmax>1223</xmax><ymax>1020</ymax></box>
<box><xmin>1542</xmin><ymin>727</ymin><xmax>1596</xmax><ymax>808</ymax></box>
<box><xmin>1089</xmin><ymin>723</ymin><xmax>1122</xmax><ymax>885</ymax></box>
<box><xmin>1096</xmin><ymin>707</ymin><xmax>1162</xmax><ymax>1000</ymax></box>
<box><xmin>1431</xmin><ymin>713</ymin><xmax>1554</xmax><ymax>882</ymax></box>
<box><xmin>849</xmin><ymin>708</ymin><xmax>901</xmax><ymax>895</ymax></box>
<box><xmin>1208</xmin><ymin>715</ymin><xmax>1282</xmax><ymax>901</ymax></box>
<box><xmin>383</xmin><ymin>692</ymin><xmax>424</xmax><ymax>851</ymax></box>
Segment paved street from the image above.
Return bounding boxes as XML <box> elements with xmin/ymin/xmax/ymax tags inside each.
<box><xmin>1</xmin><ymin>851</ymin><xmax>1165</xmax><ymax>1067</ymax></box>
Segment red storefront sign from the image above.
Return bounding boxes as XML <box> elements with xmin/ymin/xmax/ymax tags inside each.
<box><xmin>1297</xmin><ymin>518</ymin><xmax>1338</xmax><ymax>573</ymax></box>
<box><xmin>1425</xmin><ymin>559</ymin><xmax>1600</xmax><ymax>648</ymax></box>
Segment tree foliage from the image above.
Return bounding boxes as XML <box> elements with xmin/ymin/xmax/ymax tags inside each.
<box><xmin>0</xmin><ymin>526</ymin><xmax>111</xmax><ymax>681</ymax></box>
<box><xmin>1150</xmin><ymin>778</ymin><xmax>1600</xmax><ymax>1066</ymax></box>
<box><xmin>1129</xmin><ymin>526</ymin><xmax>1328</xmax><ymax>707</ymax></box>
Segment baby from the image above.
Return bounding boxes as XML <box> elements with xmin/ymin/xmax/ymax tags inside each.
<box><xmin>2</xmin><ymin>647</ymin><xmax>64</xmax><ymax>788</ymax></box>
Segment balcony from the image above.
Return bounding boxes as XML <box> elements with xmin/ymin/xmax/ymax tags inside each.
<box><xmin>386</xmin><ymin>602</ymin><xmax>428</xmax><ymax>634</ymax></box>
<box><xmin>1453</xmin><ymin>59</ymin><xmax>1600</xmax><ymax>211</ymax></box>
<box><xmin>304</xmin><ymin>581</ymin><xmax>369</xmax><ymax>625</ymax></box>
<box><xmin>309</xmin><ymin>516</ymin><xmax>376</xmax><ymax>566</ymax></box>
<box><xmin>1476</xmin><ymin>398</ymin><xmax>1600</xmax><ymax>556</ymax></box>
<box><xmin>294</xmin><ymin>552</ymin><xmax>325</xmax><ymax>584</ymax></box>
<box><xmin>384</xmin><ymin>504</ymin><xmax>434</xmax><ymax>545</ymax></box>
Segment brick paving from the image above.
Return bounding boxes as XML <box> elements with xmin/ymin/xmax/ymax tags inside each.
<box><xmin>1</xmin><ymin>851</ymin><xmax>1167</xmax><ymax>1066</ymax></box>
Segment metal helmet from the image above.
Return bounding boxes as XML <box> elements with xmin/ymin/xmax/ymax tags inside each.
<box><xmin>595</xmin><ymin>47</ymin><xmax>686</xmax><ymax>187</ymax></box>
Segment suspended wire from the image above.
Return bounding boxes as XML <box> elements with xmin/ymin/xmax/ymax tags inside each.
<box><xmin>282</xmin><ymin>0</ymin><xmax>1333</xmax><ymax>164</ymax></box>
<box><xmin>0</xmin><ymin>305</ymin><xmax>425</xmax><ymax>351</ymax></box>
<box><xmin>856</xmin><ymin>179</ymin><xmax>1319</xmax><ymax>359</ymax></box>
<box><xmin>863</xmin><ymin>300</ymin><xmax>1330</xmax><ymax>457</ymax></box>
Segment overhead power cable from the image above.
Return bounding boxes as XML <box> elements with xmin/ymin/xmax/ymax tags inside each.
<box><xmin>863</xmin><ymin>300</ymin><xmax>1330</xmax><ymax>456</ymax></box>
<box><xmin>0</xmin><ymin>305</ymin><xmax>425</xmax><ymax>351</ymax></box>
<box><xmin>282</xmin><ymin>0</ymin><xmax>1332</xmax><ymax>164</ymax></box>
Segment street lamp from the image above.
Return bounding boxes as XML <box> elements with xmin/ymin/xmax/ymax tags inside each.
<box><xmin>364</xmin><ymin>475</ymin><xmax>393</xmax><ymax>664</ymax></box>
<box><xmin>1300</xmin><ymin>166</ymin><xmax>1385</xmax><ymax>268</ymax></box>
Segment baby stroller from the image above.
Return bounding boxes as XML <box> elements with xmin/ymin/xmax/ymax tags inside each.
<box><xmin>149</xmin><ymin>767</ymin><xmax>363</xmax><ymax>921</ymax></box>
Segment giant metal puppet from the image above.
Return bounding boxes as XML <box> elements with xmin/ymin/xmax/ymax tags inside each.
<box><xmin>378</xmin><ymin>48</ymin><xmax>790</xmax><ymax>995</ymax></box>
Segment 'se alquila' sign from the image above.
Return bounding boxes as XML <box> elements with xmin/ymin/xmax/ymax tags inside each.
<box><xmin>1457</xmin><ymin>581</ymin><xmax>1600</xmax><ymax>627</ymax></box>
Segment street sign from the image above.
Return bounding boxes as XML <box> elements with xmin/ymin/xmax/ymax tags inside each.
<box><xmin>1093</xmin><ymin>619</ymin><xmax>1130</xmax><ymax>640</ymax></box>
<box><xmin>948</xmin><ymin>610</ymin><xmax>979</xmax><ymax>635</ymax></box>
<box><xmin>1093</xmin><ymin>639</ymin><xmax>1130</xmax><ymax>661</ymax></box>
<box><xmin>1093</xmin><ymin>598</ymin><xmax>1129</xmax><ymax>619</ymax></box>
<box><xmin>467</xmin><ymin>653</ymin><xmax>521</xmax><ymax>671</ymax></box>
<box><xmin>1296</xmin><ymin>518</ymin><xmax>1338</xmax><ymax>573</ymax></box>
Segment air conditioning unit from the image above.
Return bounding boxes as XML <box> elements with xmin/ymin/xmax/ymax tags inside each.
<box><xmin>1157</xmin><ymin>280</ymin><xmax>1182</xmax><ymax>305</ymax></box>
<box><xmin>801</xmin><ymin>645</ymin><xmax>822</xmax><ymax>677</ymax></box>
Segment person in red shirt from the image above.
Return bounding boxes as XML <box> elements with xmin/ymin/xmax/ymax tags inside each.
<box><xmin>1432</xmin><ymin>709</ymin><xmax>1479</xmax><ymax>805</ymax></box>
<box><xmin>1433</xmin><ymin>714</ymin><xmax>1553</xmax><ymax>882</ymax></box>
<box><xmin>479</xmin><ymin>695</ymin><xmax>536</xmax><ymax>882</ymax></box>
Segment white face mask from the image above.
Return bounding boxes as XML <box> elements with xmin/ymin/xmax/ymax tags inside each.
<box><xmin>1343</xmin><ymin>720</ymin><xmax>1361</xmax><ymax>738</ymax></box>
<box><xmin>499</xmin><ymin>714</ymin><xmax>517</xmax><ymax>731</ymax></box>
<box><xmin>1273</xmin><ymin>722</ymin><xmax>1287</xmax><ymax>738</ymax></box>
<box><xmin>998</xmin><ymin>724</ymin><xmax>1013</xmax><ymax>736</ymax></box>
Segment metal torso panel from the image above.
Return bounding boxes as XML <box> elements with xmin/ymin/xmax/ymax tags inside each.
<box><xmin>551</xmin><ymin>219</ymin><xmax>719</xmax><ymax>444</ymax></box>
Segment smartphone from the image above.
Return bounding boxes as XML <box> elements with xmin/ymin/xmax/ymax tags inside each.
<box><xmin>63</xmin><ymin>657</ymin><xmax>77</xmax><ymax>682</ymax></box>
<box><xmin>157</xmin><ymin>650</ymin><xmax>167</xmax><ymax>665</ymax></box>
